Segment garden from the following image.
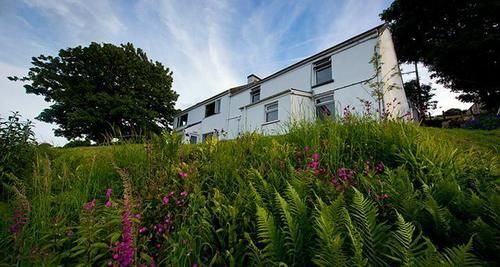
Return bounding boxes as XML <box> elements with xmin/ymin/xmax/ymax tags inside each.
<box><xmin>1</xmin><ymin>116</ymin><xmax>499</xmax><ymax>266</ymax></box>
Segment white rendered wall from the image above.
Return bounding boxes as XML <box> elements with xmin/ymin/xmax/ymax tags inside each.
<box><xmin>242</xmin><ymin>94</ymin><xmax>291</xmax><ymax>135</ymax></box>
<box><xmin>379</xmin><ymin>28</ymin><xmax>410</xmax><ymax>118</ymax></box>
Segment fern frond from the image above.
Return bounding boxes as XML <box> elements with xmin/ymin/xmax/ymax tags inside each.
<box><xmin>312</xmin><ymin>196</ymin><xmax>347</xmax><ymax>267</ymax></box>
<box><xmin>275</xmin><ymin>192</ymin><xmax>298</xmax><ymax>262</ymax></box>
<box><xmin>342</xmin><ymin>207</ymin><xmax>367</xmax><ymax>266</ymax></box>
<box><xmin>440</xmin><ymin>237</ymin><xmax>482</xmax><ymax>266</ymax></box>
<box><xmin>350</xmin><ymin>189</ymin><xmax>390</xmax><ymax>267</ymax></box>
<box><xmin>255</xmin><ymin>205</ymin><xmax>283</xmax><ymax>261</ymax></box>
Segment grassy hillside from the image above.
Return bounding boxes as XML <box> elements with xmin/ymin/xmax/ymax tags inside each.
<box><xmin>1</xmin><ymin>119</ymin><xmax>499</xmax><ymax>266</ymax></box>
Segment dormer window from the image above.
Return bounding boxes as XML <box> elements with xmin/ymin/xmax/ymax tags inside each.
<box><xmin>205</xmin><ymin>99</ymin><xmax>221</xmax><ymax>117</ymax></box>
<box><xmin>178</xmin><ymin>113</ymin><xmax>188</xmax><ymax>127</ymax></box>
<box><xmin>313</xmin><ymin>57</ymin><xmax>332</xmax><ymax>86</ymax></box>
<box><xmin>250</xmin><ymin>87</ymin><xmax>261</xmax><ymax>103</ymax></box>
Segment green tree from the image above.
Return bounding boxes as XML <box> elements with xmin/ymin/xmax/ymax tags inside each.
<box><xmin>403</xmin><ymin>79</ymin><xmax>437</xmax><ymax>119</ymax></box>
<box><xmin>9</xmin><ymin>43</ymin><xmax>178</xmax><ymax>143</ymax></box>
<box><xmin>381</xmin><ymin>0</ymin><xmax>500</xmax><ymax>111</ymax></box>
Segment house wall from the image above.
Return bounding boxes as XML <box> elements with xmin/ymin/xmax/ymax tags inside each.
<box><xmin>174</xmin><ymin>27</ymin><xmax>411</xmax><ymax>143</ymax></box>
<box><xmin>243</xmin><ymin>93</ymin><xmax>291</xmax><ymax>135</ymax></box>
<box><xmin>379</xmin><ymin>28</ymin><xmax>410</xmax><ymax>118</ymax></box>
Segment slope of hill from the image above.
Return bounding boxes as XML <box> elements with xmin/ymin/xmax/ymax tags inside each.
<box><xmin>1</xmin><ymin>119</ymin><xmax>499</xmax><ymax>266</ymax></box>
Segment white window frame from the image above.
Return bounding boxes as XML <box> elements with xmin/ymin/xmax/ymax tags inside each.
<box><xmin>315</xmin><ymin>94</ymin><xmax>335</xmax><ymax>119</ymax></box>
<box><xmin>250</xmin><ymin>87</ymin><xmax>261</xmax><ymax>104</ymax></box>
<box><xmin>205</xmin><ymin>99</ymin><xmax>221</xmax><ymax>117</ymax></box>
<box><xmin>264</xmin><ymin>101</ymin><xmax>279</xmax><ymax>123</ymax></box>
<box><xmin>313</xmin><ymin>57</ymin><xmax>333</xmax><ymax>86</ymax></box>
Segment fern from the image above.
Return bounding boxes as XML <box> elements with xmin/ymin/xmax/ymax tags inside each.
<box><xmin>349</xmin><ymin>189</ymin><xmax>390</xmax><ymax>266</ymax></box>
<box><xmin>255</xmin><ymin>205</ymin><xmax>284</xmax><ymax>262</ymax></box>
<box><xmin>439</xmin><ymin>237</ymin><xmax>482</xmax><ymax>266</ymax></box>
<box><xmin>385</xmin><ymin>212</ymin><xmax>430</xmax><ymax>266</ymax></box>
<box><xmin>342</xmin><ymin>207</ymin><xmax>367</xmax><ymax>266</ymax></box>
<box><xmin>312</xmin><ymin>196</ymin><xmax>347</xmax><ymax>267</ymax></box>
<box><xmin>275</xmin><ymin>191</ymin><xmax>299</xmax><ymax>264</ymax></box>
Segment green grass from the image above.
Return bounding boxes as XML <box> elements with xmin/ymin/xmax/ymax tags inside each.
<box><xmin>1</xmin><ymin>119</ymin><xmax>499</xmax><ymax>266</ymax></box>
<box><xmin>424</xmin><ymin>127</ymin><xmax>500</xmax><ymax>153</ymax></box>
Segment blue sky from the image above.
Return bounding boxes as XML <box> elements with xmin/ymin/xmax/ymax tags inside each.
<box><xmin>0</xmin><ymin>0</ymin><xmax>470</xmax><ymax>146</ymax></box>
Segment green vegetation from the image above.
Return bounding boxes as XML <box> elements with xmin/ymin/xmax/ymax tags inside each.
<box><xmin>1</xmin><ymin>118</ymin><xmax>499</xmax><ymax>266</ymax></box>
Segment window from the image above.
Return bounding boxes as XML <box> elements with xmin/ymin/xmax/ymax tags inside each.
<box><xmin>315</xmin><ymin>95</ymin><xmax>335</xmax><ymax>120</ymax></box>
<box><xmin>250</xmin><ymin>87</ymin><xmax>260</xmax><ymax>103</ymax></box>
<box><xmin>178</xmin><ymin>114</ymin><xmax>188</xmax><ymax>127</ymax></box>
<box><xmin>202</xmin><ymin>132</ymin><xmax>214</xmax><ymax>143</ymax></box>
<box><xmin>189</xmin><ymin>135</ymin><xmax>198</xmax><ymax>144</ymax></box>
<box><xmin>265</xmin><ymin>102</ymin><xmax>279</xmax><ymax>122</ymax></box>
<box><xmin>313</xmin><ymin>57</ymin><xmax>332</xmax><ymax>85</ymax></box>
<box><xmin>205</xmin><ymin>99</ymin><xmax>221</xmax><ymax>117</ymax></box>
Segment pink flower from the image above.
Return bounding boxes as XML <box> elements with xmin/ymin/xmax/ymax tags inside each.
<box><xmin>313</xmin><ymin>153</ymin><xmax>319</xmax><ymax>162</ymax></box>
<box><xmin>162</xmin><ymin>196</ymin><xmax>170</xmax><ymax>205</ymax></box>
<box><xmin>139</xmin><ymin>227</ymin><xmax>147</xmax><ymax>234</ymax></box>
<box><xmin>305</xmin><ymin>146</ymin><xmax>310</xmax><ymax>151</ymax></box>
<box><xmin>168</xmin><ymin>191</ymin><xmax>174</xmax><ymax>197</ymax></box>
<box><xmin>106</xmin><ymin>201</ymin><xmax>112</xmax><ymax>208</ymax></box>
<box><xmin>193</xmin><ymin>264</ymin><xmax>198</xmax><ymax>267</ymax></box>
<box><xmin>84</xmin><ymin>199</ymin><xmax>96</xmax><ymax>210</ymax></box>
<box><xmin>106</xmin><ymin>188</ymin><xmax>113</xmax><ymax>199</ymax></box>
<box><xmin>180</xmin><ymin>191</ymin><xmax>188</xmax><ymax>197</ymax></box>
<box><xmin>178</xmin><ymin>172</ymin><xmax>188</xmax><ymax>178</ymax></box>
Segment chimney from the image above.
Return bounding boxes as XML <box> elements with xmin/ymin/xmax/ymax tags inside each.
<box><xmin>247</xmin><ymin>74</ymin><xmax>261</xmax><ymax>84</ymax></box>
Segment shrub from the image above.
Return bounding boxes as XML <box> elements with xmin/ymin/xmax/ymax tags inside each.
<box><xmin>0</xmin><ymin>112</ymin><xmax>36</xmax><ymax>199</ymax></box>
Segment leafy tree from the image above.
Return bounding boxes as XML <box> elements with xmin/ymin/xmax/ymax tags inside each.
<box><xmin>403</xmin><ymin>79</ymin><xmax>437</xmax><ymax>119</ymax></box>
<box><xmin>9</xmin><ymin>43</ymin><xmax>178</xmax><ymax>143</ymax></box>
<box><xmin>381</xmin><ymin>0</ymin><xmax>500</xmax><ymax>111</ymax></box>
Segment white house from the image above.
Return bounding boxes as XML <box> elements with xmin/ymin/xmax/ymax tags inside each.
<box><xmin>173</xmin><ymin>24</ymin><xmax>410</xmax><ymax>144</ymax></box>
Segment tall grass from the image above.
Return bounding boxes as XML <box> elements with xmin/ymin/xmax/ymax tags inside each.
<box><xmin>1</xmin><ymin>118</ymin><xmax>498</xmax><ymax>266</ymax></box>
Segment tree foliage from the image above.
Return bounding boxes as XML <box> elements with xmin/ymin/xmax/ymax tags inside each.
<box><xmin>403</xmin><ymin>79</ymin><xmax>437</xmax><ymax>118</ymax></box>
<box><xmin>9</xmin><ymin>43</ymin><xmax>178</xmax><ymax>143</ymax></box>
<box><xmin>381</xmin><ymin>0</ymin><xmax>500</xmax><ymax>110</ymax></box>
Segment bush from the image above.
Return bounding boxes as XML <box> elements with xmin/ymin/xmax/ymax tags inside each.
<box><xmin>63</xmin><ymin>139</ymin><xmax>92</xmax><ymax>148</ymax></box>
<box><xmin>464</xmin><ymin>114</ymin><xmax>500</xmax><ymax>130</ymax></box>
<box><xmin>0</xmin><ymin>112</ymin><xmax>36</xmax><ymax>199</ymax></box>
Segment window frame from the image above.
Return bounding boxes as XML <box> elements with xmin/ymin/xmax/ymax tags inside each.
<box><xmin>315</xmin><ymin>94</ymin><xmax>335</xmax><ymax>120</ymax></box>
<box><xmin>178</xmin><ymin>113</ymin><xmax>188</xmax><ymax>128</ymax></box>
<box><xmin>189</xmin><ymin>135</ymin><xmax>198</xmax><ymax>144</ymax></box>
<box><xmin>202</xmin><ymin>132</ymin><xmax>214</xmax><ymax>143</ymax></box>
<box><xmin>264</xmin><ymin>101</ymin><xmax>279</xmax><ymax>123</ymax></box>
<box><xmin>313</xmin><ymin>57</ymin><xmax>333</xmax><ymax>87</ymax></box>
<box><xmin>250</xmin><ymin>87</ymin><xmax>261</xmax><ymax>104</ymax></box>
<box><xmin>205</xmin><ymin>99</ymin><xmax>221</xmax><ymax>117</ymax></box>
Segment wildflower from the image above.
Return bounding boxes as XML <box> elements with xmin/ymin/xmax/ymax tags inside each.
<box><xmin>139</xmin><ymin>227</ymin><xmax>147</xmax><ymax>234</ymax></box>
<box><xmin>84</xmin><ymin>199</ymin><xmax>97</xmax><ymax>211</ymax></box>
<box><xmin>155</xmin><ymin>243</ymin><xmax>161</xmax><ymax>249</ymax></box>
<box><xmin>134</xmin><ymin>213</ymin><xmax>141</xmax><ymax>219</ymax></box>
<box><xmin>106</xmin><ymin>188</ymin><xmax>113</xmax><ymax>199</ymax></box>
<box><xmin>180</xmin><ymin>191</ymin><xmax>189</xmax><ymax>197</ymax></box>
<box><xmin>106</xmin><ymin>200</ymin><xmax>112</xmax><ymax>208</ymax></box>
<box><xmin>305</xmin><ymin>146</ymin><xmax>310</xmax><ymax>151</ymax></box>
<box><xmin>313</xmin><ymin>153</ymin><xmax>319</xmax><ymax>162</ymax></box>
<box><xmin>168</xmin><ymin>191</ymin><xmax>174</xmax><ymax>197</ymax></box>
<box><xmin>178</xmin><ymin>172</ymin><xmax>188</xmax><ymax>178</ymax></box>
<box><xmin>193</xmin><ymin>264</ymin><xmax>198</xmax><ymax>267</ymax></box>
<box><xmin>162</xmin><ymin>196</ymin><xmax>170</xmax><ymax>205</ymax></box>
<box><xmin>375</xmin><ymin>162</ymin><xmax>385</xmax><ymax>174</ymax></box>
<box><xmin>112</xmin><ymin>198</ymin><xmax>134</xmax><ymax>266</ymax></box>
